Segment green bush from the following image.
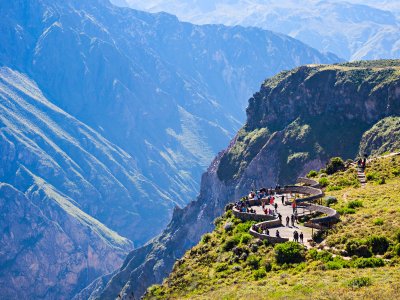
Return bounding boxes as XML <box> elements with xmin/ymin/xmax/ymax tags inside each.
<box><xmin>240</xmin><ymin>233</ymin><xmax>253</xmax><ymax>245</ymax></box>
<box><xmin>337</xmin><ymin>207</ymin><xmax>356</xmax><ymax>215</ymax></box>
<box><xmin>346</xmin><ymin>240</ymin><xmax>372</xmax><ymax>258</ymax></box>
<box><xmin>235</xmin><ymin>222</ymin><xmax>255</xmax><ymax>233</ymax></box>
<box><xmin>347</xmin><ymin>200</ymin><xmax>363</xmax><ymax>209</ymax></box>
<box><xmin>274</xmin><ymin>242</ymin><xmax>305</xmax><ymax>264</ymax></box>
<box><xmin>253</xmin><ymin>268</ymin><xmax>267</xmax><ymax>280</ymax></box>
<box><xmin>307</xmin><ymin>170</ymin><xmax>318</xmax><ymax>178</ymax></box>
<box><xmin>326</xmin><ymin>185</ymin><xmax>342</xmax><ymax>191</ymax></box>
<box><xmin>222</xmin><ymin>235</ymin><xmax>241</xmax><ymax>251</ymax></box>
<box><xmin>352</xmin><ymin>257</ymin><xmax>384</xmax><ymax>268</ymax></box>
<box><xmin>201</xmin><ymin>233</ymin><xmax>211</xmax><ymax>244</ymax></box>
<box><xmin>373</xmin><ymin>218</ymin><xmax>384</xmax><ymax>226</ymax></box>
<box><xmin>215</xmin><ymin>263</ymin><xmax>229</xmax><ymax>272</ymax></box>
<box><xmin>366</xmin><ymin>172</ymin><xmax>378</xmax><ymax>181</ymax></box>
<box><xmin>378</xmin><ymin>177</ymin><xmax>386</xmax><ymax>185</ymax></box>
<box><xmin>392</xmin><ymin>168</ymin><xmax>400</xmax><ymax>176</ymax></box>
<box><xmin>326</xmin><ymin>157</ymin><xmax>345</xmax><ymax>175</ymax></box>
<box><xmin>324</xmin><ymin>196</ymin><xmax>338</xmax><ymax>206</ymax></box>
<box><xmin>325</xmin><ymin>261</ymin><xmax>343</xmax><ymax>270</ymax></box>
<box><xmin>263</xmin><ymin>260</ymin><xmax>272</xmax><ymax>272</ymax></box>
<box><xmin>348</xmin><ymin>277</ymin><xmax>372</xmax><ymax>288</ymax></box>
<box><xmin>246</xmin><ymin>255</ymin><xmax>261</xmax><ymax>270</ymax></box>
<box><xmin>367</xmin><ymin>236</ymin><xmax>390</xmax><ymax>255</ymax></box>
<box><xmin>319</xmin><ymin>177</ymin><xmax>330</xmax><ymax>187</ymax></box>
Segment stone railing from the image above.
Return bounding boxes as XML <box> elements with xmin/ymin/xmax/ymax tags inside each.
<box><xmin>249</xmin><ymin>227</ymin><xmax>289</xmax><ymax>243</ymax></box>
<box><xmin>232</xmin><ymin>208</ymin><xmax>277</xmax><ymax>222</ymax></box>
<box><xmin>298</xmin><ymin>202</ymin><xmax>340</xmax><ymax>225</ymax></box>
<box><xmin>296</xmin><ymin>177</ymin><xmax>320</xmax><ymax>188</ymax></box>
<box><xmin>281</xmin><ymin>185</ymin><xmax>324</xmax><ymax>204</ymax></box>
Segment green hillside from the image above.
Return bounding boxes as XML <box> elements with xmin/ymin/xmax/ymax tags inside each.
<box><xmin>145</xmin><ymin>154</ymin><xmax>400</xmax><ymax>300</ymax></box>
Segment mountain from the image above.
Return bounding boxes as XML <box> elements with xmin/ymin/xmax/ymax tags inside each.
<box><xmin>90</xmin><ymin>60</ymin><xmax>400</xmax><ymax>299</ymax></box>
<box><xmin>1</xmin><ymin>0</ymin><xmax>339</xmax><ymax>298</ymax></box>
<box><xmin>0</xmin><ymin>67</ymin><xmax>133</xmax><ymax>299</ymax></box>
<box><xmin>144</xmin><ymin>154</ymin><xmax>400</xmax><ymax>299</ymax></box>
<box><xmin>1</xmin><ymin>0</ymin><xmax>338</xmax><ymax>247</ymax></box>
<box><xmin>117</xmin><ymin>0</ymin><xmax>400</xmax><ymax>61</ymax></box>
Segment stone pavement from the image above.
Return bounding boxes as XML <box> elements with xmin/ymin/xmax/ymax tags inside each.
<box><xmin>253</xmin><ymin>193</ymin><xmax>314</xmax><ymax>247</ymax></box>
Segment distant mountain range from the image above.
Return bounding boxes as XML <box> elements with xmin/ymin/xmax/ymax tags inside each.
<box><xmin>116</xmin><ymin>0</ymin><xmax>400</xmax><ymax>61</ymax></box>
<box><xmin>0</xmin><ymin>0</ymin><xmax>338</xmax><ymax>298</ymax></box>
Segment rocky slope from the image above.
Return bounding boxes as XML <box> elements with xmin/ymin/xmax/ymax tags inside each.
<box><xmin>119</xmin><ymin>0</ymin><xmax>400</xmax><ymax>61</ymax></box>
<box><xmin>92</xmin><ymin>60</ymin><xmax>400</xmax><ymax>299</ymax></box>
<box><xmin>0</xmin><ymin>67</ymin><xmax>134</xmax><ymax>299</ymax></box>
<box><xmin>1</xmin><ymin>0</ymin><xmax>338</xmax><ymax>246</ymax></box>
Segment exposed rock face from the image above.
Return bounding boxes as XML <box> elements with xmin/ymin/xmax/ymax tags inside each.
<box><xmin>1</xmin><ymin>0</ymin><xmax>338</xmax><ymax>246</ymax></box>
<box><xmin>92</xmin><ymin>60</ymin><xmax>400</xmax><ymax>299</ymax></box>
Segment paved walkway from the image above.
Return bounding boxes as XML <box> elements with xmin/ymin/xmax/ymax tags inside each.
<box><xmin>252</xmin><ymin>193</ymin><xmax>314</xmax><ymax>247</ymax></box>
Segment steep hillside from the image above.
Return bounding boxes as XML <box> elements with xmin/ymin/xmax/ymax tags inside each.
<box><xmin>0</xmin><ymin>0</ymin><xmax>338</xmax><ymax>246</ymax></box>
<box><xmin>119</xmin><ymin>0</ymin><xmax>400</xmax><ymax>61</ymax></box>
<box><xmin>145</xmin><ymin>154</ymin><xmax>400</xmax><ymax>299</ymax></box>
<box><xmin>93</xmin><ymin>60</ymin><xmax>400</xmax><ymax>299</ymax></box>
<box><xmin>0</xmin><ymin>67</ymin><xmax>133</xmax><ymax>299</ymax></box>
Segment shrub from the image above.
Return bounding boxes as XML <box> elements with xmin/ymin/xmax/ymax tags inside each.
<box><xmin>307</xmin><ymin>170</ymin><xmax>318</xmax><ymax>178</ymax></box>
<box><xmin>353</xmin><ymin>257</ymin><xmax>384</xmax><ymax>268</ymax></box>
<box><xmin>348</xmin><ymin>277</ymin><xmax>372</xmax><ymax>288</ymax></box>
<box><xmin>246</xmin><ymin>255</ymin><xmax>261</xmax><ymax>270</ymax></box>
<box><xmin>274</xmin><ymin>242</ymin><xmax>305</xmax><ymax>264</ymax></box>
<box><xmin>319</xmin><ymin>177</ymin><xmax>330</xmax><ymax>187</ymax></box>
<box><xmin>392</xmin><ymin>168</ymin><xmax>400</xmax><ymax>176</ymax></box>
<box><xmin>253</xmin><ymin>268</ymin><xmax>267</xmax><ymax>280</ymax></box>
<box><xmin>315</xmin><ymin>250</ymin><xmax>333</xmax><ymax>263</ymax></box>
<box><xmin>346</xmin><ymin>240</ymin><xmax>372</xmax><ymax>258</ymax></box>
<box><xmin>240</xmin><ymin>233</ymin><xmax>253</xmax><ymax>245</ymax></box>
<box><xmin>325</xmin><ymin>261</ymin><xmax>343</xmax><ymax>270</ymax></box>
<box><xmin>373</xmin><ymin>218</ymin><xmax>384</xmax><ymax>226</ymax></box>
<box><xmin>367</xmin><ymin>236</ymin><xmax>390</xmax><ymax>255</ymax></box>
<box><xmin>263</xmin><ymin>260</ymin><xmax>272</xmax><ymax>272</ymax></box>
<box><xmin>215</xmin><ymin>263</ymin><xmax>228</xmax><ymax>272</ymax></box>
<box><xmin>224</xmin><ymin>210</ymin><xmax>233</xmax><ymax>218</ymax></box>
<box><xmin>347</xmin><ymin>200</ymin><xmax>363</xmax><ymax>209</ymax></box>
<box><xmin>214</xmin><ymin>216</ymin><xmax>223</xmax><ymax>226</ymax></box>
<box><xmin>324</xmin><ymin>196</ymin><xmax>338</xmax><ymax>206</ymax></box>
<box><xmin>337</xmin><ymin>207</ymin><xmax>356</xmax><ymax>215</ymax></box>
<box><xmin>326</xmin><ymin>157</ymin><xmax>345</xmax><ymax>175</ymax></box>
<box><xmin>222</xmin><ymin>235</ymin><xmax>241</xmax><ymax>251</ymax></box>
<box><xmin>326</xmin><ymin>185</ymin><xmax>342</xmax><ymax>191</ymax></box>
<box><xmin>201</xmin><ymin>233</ymin><xmax>212</xmax><ymax>244</ymax></box>
<box><xmin>366</xmin><ymin>172</ymin><xmax>378</xmax><ymax>181</ymax></box>
<box><xmin>378</xmin><ymin>177</ymin><xmax>386</xmax><ymax>184</ymax></box>
<box><xmin>235</xmin><ymin>222</ymin><xmax>255</xmax><ymax>233</ymax></box>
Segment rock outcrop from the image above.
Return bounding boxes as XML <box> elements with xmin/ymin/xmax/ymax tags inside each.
<box><xmin>93</xmin><ymin>60</ymin><xmax>400</xmax><ymax>299</ymax></box>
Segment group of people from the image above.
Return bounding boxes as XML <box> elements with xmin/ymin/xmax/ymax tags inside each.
<box><xmin>357</xmin><ymin>157</ymin><xmax>367</xmax><ymax>169</ymax></box>
<box><xmin>293</xmin><ymin>230</ymin><xmax>304</xmax><ymax>243</ymax></box>
<box><xmin>285</xmin><ymin>214</ymin><xmax>298</xmax><ymax>227</ymax></box>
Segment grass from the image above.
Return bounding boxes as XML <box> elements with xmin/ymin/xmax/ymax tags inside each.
<box><xmin>145</xmin><ymin>155</ymin><xmax>400</xmax><ymax>300</ymax></box>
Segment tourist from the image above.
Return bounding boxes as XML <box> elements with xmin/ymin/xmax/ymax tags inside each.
<box><xmin>293</xmin><ymin>230</ymin><xmax>299</xmax><ymax>242</ymax></box>
<box><xmin>300</xmin><ymin>232</ymin><xmax>304</xmax><ymax>243</ymax></box>
<box><xmin>292</xmin><ymin>201</ymin><xmax>296</xmax><ymax>213</ymax></box>
<box><xmin>274</xmin><ymin>202</ymin><xmax>278</xmax><ymax>212</ymax></box>
<box><xmin>276</xmin><ymin>230</ymin><xmax>280</xmax><ymax>238</ymax></box>
<box><xmin>291</xmin><ymin>214</ymin><xmax>295</xmax><ymax>227</ymax></box>
<box><xmin>278</xmin><ymin>213</ymin><xmax>282</xmax><ymax>223</ymax></box>
<box><xmin>281</xmin><ymin>194</ymin><xmax>285</xmax><ymax>205</ymax></box>
<box><xmin>263</xmin><ymin>228</ymin><xmax>270</xmax><ymax>235</ymax></box>
<box><xmin>286</xmin><ymin>216</ymin><xmax>290</xmax><ymax>226</ymax></box>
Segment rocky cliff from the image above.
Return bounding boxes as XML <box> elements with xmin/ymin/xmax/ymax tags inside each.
<box><xmin>1</xmin><ymin>0</ymin><xmax>338</xmax><ymax>246</ymax></box>
<box><xmin>92</xmin><ymin>60</ymin><xmax>400</xmax><ymax>299</ymax></box>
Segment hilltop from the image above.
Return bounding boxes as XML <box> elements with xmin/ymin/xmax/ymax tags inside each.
<box><xmin>146</xmin><ymin>154</ymin><xmax>400</xmax><ymax>299</ymax></box>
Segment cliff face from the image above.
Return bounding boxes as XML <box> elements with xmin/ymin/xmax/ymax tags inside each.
<box><xmin>92</xmin><ymin>60</ymin><xmax>400</xmax><ymax>299</ymax></box>
<box><xmin>1</xmin><ymin>0</ymin><xmax>339</xmax><ymax>248</ymax></box>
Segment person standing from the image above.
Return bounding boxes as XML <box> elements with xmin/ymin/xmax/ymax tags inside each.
<box><xmin>291</xmin><ymin>214</ymin><xmax>295</xmax><ymax>227</ymax></box>
<box><xmin>300</xmin><ymin>232</ymin><xmax>304</xmax><ymax>243</ymax></box>
<box><xmin>281</xmin><ymin>194</ymin><xmax>285</xmax><ymax>205</ymax></box>
<box><xmin>286</xmin><ymin>216</ymin><xmax>290</xmax><ymax>226</ymax></box>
